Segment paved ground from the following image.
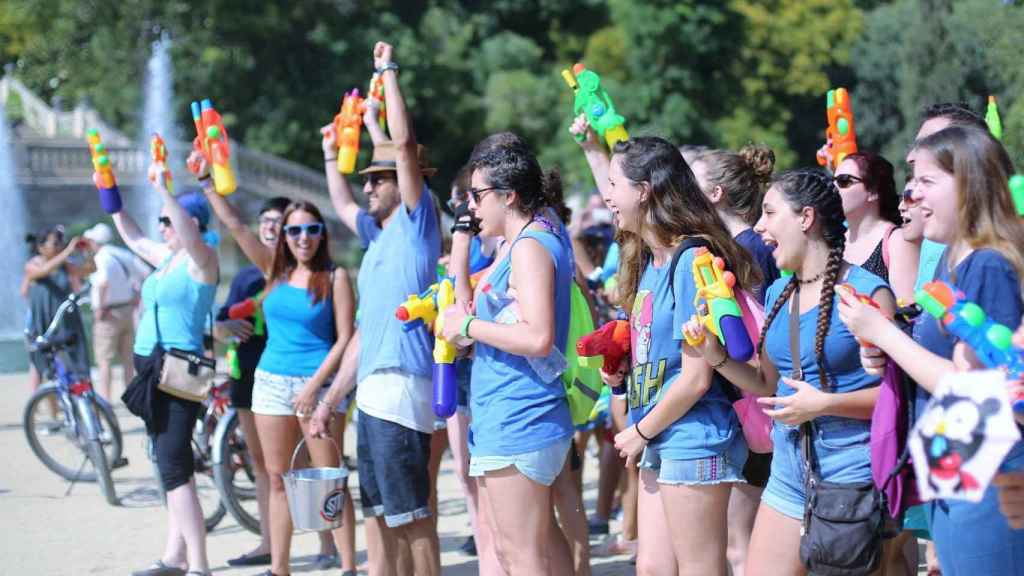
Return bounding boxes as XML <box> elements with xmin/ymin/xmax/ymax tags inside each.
<box><xmin>0</xmin><ymin>370</ymin><xmax>634</xmax><ymax>575</ymax></box>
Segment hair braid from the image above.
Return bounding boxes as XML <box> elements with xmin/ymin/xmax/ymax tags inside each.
<box><xmin>814</xmin><ymin>243</ymin><xmax>845</xmax><ymax>391</ymax></box>
<box><xmin>757</xmin><ymin>276</ymin><xmax>798</xmax><ymax>358</ymax></box>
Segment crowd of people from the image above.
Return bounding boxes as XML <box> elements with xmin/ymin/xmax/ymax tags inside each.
<box><xmin>21</xmin><ymin>39</ymin><xmax>1024</xmax><ymax>576</ymax></box>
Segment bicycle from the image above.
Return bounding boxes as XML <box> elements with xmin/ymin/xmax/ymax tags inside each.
<box><xmin>23</xmin><ymin>284</ymin><xmax>124</xmax><ymax>506</ymax></box>
<box><xmin>212</xmin><ymin>404</ymin><xmax>261</xmax><ymax>534</ymax></box>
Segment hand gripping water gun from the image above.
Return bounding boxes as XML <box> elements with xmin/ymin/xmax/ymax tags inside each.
<box><xmin>816</xmin><ymin>87</ymin><xmax>858</xmax><ymax>171</ymax></box>
<box><xmin>837</xmin><ymin>284</ymin><xmax>891</xmax><ymax>346</ymax></box>
<box><xmin>561</xmin><ymin>63</ymin><xmax>629</xmax><ymax>150</ymax></box>
<box><xmin>986</xmin><ymin>95</ymin><xmax>1003</xmax><ymax>141</ymax></box>
<box><xmin>333</xmin><ymin>89</ymin><xmax>364</xmax><ymax>174</ymax></box>
<box><xmin>368</xmin><ymin>72</ymin><xmax>386</xmax><ymax>130</ymax></box>
<box><xmin>916</xmin><ymin>280</ymin><xmax>1024</xmax><ymax>409</ymax></box>
<box><xmin>576</xmin><ymin>320</ymin><xmax>630</xmax><ymax>395</ymax></box>
<box><xmin>223</xmin><ymin>293</ymin><xmax>266</xmax><ymax>379</ymax></box>
<box><xmin>683</xmin><ymin>247</ymin><xmax>755</xmax><ymax>362</ymax></box>
<box><xmin>86</xmin><ymin>129</ymin><xmax>122</xmax><ymax>214</ymax></box>
<box><xmin>149</xmin><ymin>133</ymin><xmax>174</xmax><ymax>194</ymax></box>
<box><xmin>395</xmin><ymin>278</ymin><xmax>458</xmax><ymax>418</ymax></box>
<box><xmin>188</xmin><ymin>99</ymin><xmax>237</xmax><ymax>196</ymax></box>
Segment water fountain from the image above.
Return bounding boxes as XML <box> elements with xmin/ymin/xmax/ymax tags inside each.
<box><xmin>139</xmin><ymin>33</ymin><xmax>176</xmax><ymax>237</ymax></box>
<box><xmin>0</xmin><ymin>98</ymin><xmax>29</xmax><ymax>342</ymax></box>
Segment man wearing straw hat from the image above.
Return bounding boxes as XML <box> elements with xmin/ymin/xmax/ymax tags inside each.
<box><xmin>318</xmin><ymin>41</ymin><xmax>442</xmax><ymax>576</ymax></box>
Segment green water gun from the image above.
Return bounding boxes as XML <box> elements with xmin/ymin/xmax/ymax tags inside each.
<box><xmin>561</xmin><ymin>63</ymin><xmax>629</xmax><ymax>150</ymax></box>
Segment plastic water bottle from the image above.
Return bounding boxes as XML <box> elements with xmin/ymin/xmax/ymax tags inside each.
<box><xmin>482</xmin><ymin>284</ymin><xmax>567</xmax><ymax>383</ymax></box>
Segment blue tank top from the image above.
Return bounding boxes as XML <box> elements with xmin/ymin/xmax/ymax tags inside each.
<box><xmin>257</xmin><ymin>280</ymin><xmax>335</xmax><ymax>377</ymax></box>
<box><xmin>469</xmin><ymin>227</ymin><xmax>574</xmax><ymax>457</ymax></box>
<box><xmin>134</xmin><ymin>254</ymin><xmax>217</xmax><ymax>355</ymax></box>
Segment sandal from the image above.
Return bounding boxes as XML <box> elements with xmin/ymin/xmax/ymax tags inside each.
<box><xmin>130</xmin><ymin>560</ymin><xmax>186</xmax><ymax>576</ymax></box>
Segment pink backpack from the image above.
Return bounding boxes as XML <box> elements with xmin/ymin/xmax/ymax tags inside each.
<box><xmin>734</xmin><ymin>290</ymin><xmax>774</xmax><ymax>453</ymax></box>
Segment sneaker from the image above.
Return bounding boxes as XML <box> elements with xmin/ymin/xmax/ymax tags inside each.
<box><xmin>459</xmin><ymin>535</ymin><xmax>477</xmax><ymax>556</ymax></box>
<box><xmin>587</xmin><ymin>517</ymin><xmax>609</xmax><ymax>536</ymax></box>
<box><xmin>312</xmin><ymin>553</ymin><xmax>339</xmax><ymax>570</ymax></box>
<box><xmin>38</xmin><ymin>421</ymin><xmax>64</xmax><ymax>436</ymax></box>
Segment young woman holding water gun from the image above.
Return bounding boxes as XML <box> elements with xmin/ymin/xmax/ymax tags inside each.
<box><xmin>685</xmin><ymin>168</ymin><xmax>896</xmax><ymax>576</ymax></box>
<box><xmin>600</xmin><ymin>135</ymin><xmax>760</xmax><ymax>576</ymax></box>
<box><xmin>838</xmin><ymin>125</ymin><xmax>1024</xmax><ymax>575</ymax></box>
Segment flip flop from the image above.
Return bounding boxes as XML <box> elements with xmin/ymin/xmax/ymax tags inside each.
<box><xmin>226</xmin><ymin>552</ymin><xmax>272</xmax><ymax>567</ymax></box>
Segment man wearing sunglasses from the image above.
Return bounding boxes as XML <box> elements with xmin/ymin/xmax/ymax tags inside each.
<box><xmin>321</xmin><ymin>41</ymin><xmax>442</xmax><ymax>576</ymax></box>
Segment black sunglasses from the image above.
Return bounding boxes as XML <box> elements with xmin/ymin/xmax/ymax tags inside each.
<box><xmin>157</xmin><ymin>216</ymin><xmax>172</xmax><ymax>228</ymax></box>
<box><xmin>833</xmin><ymin>174</ymin><xmax>864</xmax><ymax>189</ymax></box>
<box><xmin>283</xmin><ymin>223</ymin><xmax>324</xmax><ymax>238</ymax></box>
<box><xmin>468</xmin><ymin>186</ymin><xmax>506</xmax><ymax>203</ymax></box>
<box><xmin>363</xmin><ymin>174</ymin><xmax>396</xmax><ymax>188</ymax></box>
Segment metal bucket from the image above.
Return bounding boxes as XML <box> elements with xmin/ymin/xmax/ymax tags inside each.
<box><xmin>282</xmin><ymin>437</ymin><xmax>349</xmax><ymax>532</ymax></box>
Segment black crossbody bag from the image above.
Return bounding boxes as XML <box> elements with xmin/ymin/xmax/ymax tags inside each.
<box><xmin>788</xmin><ymin>284</ymin><xmax>884</xmax><ymax>575</ymax></box>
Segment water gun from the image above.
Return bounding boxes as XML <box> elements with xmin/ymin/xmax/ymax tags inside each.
<box><xmin>986</xmin><ymin>95</ymin><xmax>1003</xmax><ymax>141</ymax></box>
<box><xmin>333</xmin><ymin>89</ymin><xmax>364</xmax><ymax>174</ymax></box>
<box><xmin>816</xmin><ymin>87</ymin><xmax>858</xmax><ymax>171</ymax></box>
<box><xmin>149</xmin><ymin>133</ymin><xmax>174</xmax><ymax>194</ymax></box>
<box><xmin>836</xmin><ymin>284</ymin><xmax>891</xmax><ymax>346</ymax></box>
<box><xmin>576</xmin><ymin>320</ymin><xmax>630</xmax><ymax>395</ymax></box>
<box><xmin>684</xmin><ymin>247</ymin><xmax>755</xmax><ymax>361</ymax></box>
<box><xmin>1009</xmin><ymin>174</ymin><xmax>1024</xmax><ymax>217</ymax></box>
<box><xmin>368</xmin><ymin>71</ymin><xmax>386</xmax><ymax>130</ymax></box>
<box><xmin>188</xmin><ymin>99</ymin><xmax>237</xmax><ymax>196</ymax></box>
<box><xmin>86</xmin><ymin>128</ymin><xmax>122</xmax><ymax>214</ymax></box>
<box><xmin>561</xmin><ymin>63</ymin><xmax>629</xmax><ymax>150</ymax></box>
<box><xmin>916</xmin><ymin>280</ymin><xmax>1024</xmax><ymax>409</ymax></box>
<box><xmin>394</xmin><ymin>278</ymin><xmax>458</xmax><ymax>418</ymax></box>
<box><xmin>223</xmin><ymin>293</ymin><xmax>266</xmax><ymax>380</ymax></box>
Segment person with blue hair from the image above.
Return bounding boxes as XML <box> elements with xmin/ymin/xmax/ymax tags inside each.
<box><xmin>106</xmin><ymin>162</ymin><xmax>219</xmax><ymax>576</ymax></box>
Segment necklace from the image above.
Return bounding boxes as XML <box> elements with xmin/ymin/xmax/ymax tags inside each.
<box><xmin>796</xmin><ymin>270</ymin><xmax>825</xmax><ymax>284</ymax></box>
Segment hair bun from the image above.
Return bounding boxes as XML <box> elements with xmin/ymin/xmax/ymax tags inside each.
<box><xmin>740</xmin><ymin>145</ymin><xmax>776</xmax><ymax>183</ymax></box>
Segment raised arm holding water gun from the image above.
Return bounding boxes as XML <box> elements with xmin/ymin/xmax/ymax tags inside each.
<box><xmin>815</xmin><ymin>87</ymin><xmax>858</xmax><ymax>172</ymax></box>
<box><xmin>87</xmin><ymin>129</ymin><xmax>123</xmax><ymax>214</ymax></box>
<box><xmin>186</xmin><ymin>99</ymin><xmax>237</xmax><ymax>196</ymax></box>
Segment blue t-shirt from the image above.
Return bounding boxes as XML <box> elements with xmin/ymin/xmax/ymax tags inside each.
<box><xmin>735</xmin><ymin>228</ymin><xmax>780</xmax><ymax>305</ymax></box>
<box><xmin>469</xmin><ymin>228</ymin><xmax>574</xmax><ymax>457</ymax></box>
<box><xmin>913</xmin><ymin>248</ymin><xmax>1024</xmax><ymax>469</ymax></box>
<box><xmin>628</xmin><ymin>246</ymin><xmax>743</xmax><ymax>460</ymax></box>
<box><xmin>355</xmin><ymin>187</ymin><xmax>441</xmax><ymax>382</ymax></box>
<box><xmin>257</xmin><ymin>282</ymin><xmax>335</xmax><ymax>377</ymax></box>
<box><xmin>216</xmin><ymin>265</ymin><xmax>267</xmax><ymax>372</ymax></box>
<box><xmin>916</xmin><ymin>240</ymin><xmax>945</xmax><ymax>292</ymax></box>
<box><xmin>763</xmin><ymin>266</ymin><xmax>887</xmax><ymax>423</ymax></box>
<box><xmin>134</xmin><ymin>255</ymin><xmax>216</xmax><ymax>355</ymax></box>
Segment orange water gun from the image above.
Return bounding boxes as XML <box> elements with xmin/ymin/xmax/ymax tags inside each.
<box><xmin>368</xmin><ymin>72</ymin><xmax>386</xmax><ymax>130</ymax></box>
<box><xmin>333</xmin><ymin>89</ymin><xmax>364</xmax><ymax>174</ymax></box>
<box><xmin>816</xmin><ymin>88</ymin><xmax>858</xmax><ymax>171</ymax></box>
<box><xmin>188</xmin><ymin>99</ymin><xmax>237</xmax><ymax>196</ymax></box>
<box><xmin>149</xmin><ymin>133</ymin><xmax>174</xmax><ymax>194</ymax></box>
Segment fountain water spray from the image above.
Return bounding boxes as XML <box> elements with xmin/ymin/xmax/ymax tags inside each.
<box><xmin>139</xmin><ymin>32</ymin><xmax>175</xmax><ymax>237</ymax></box>
<box><xmin>0</xmin><ymin>101</ymin><xmax>29</xmax><ymax>338</ymax></box>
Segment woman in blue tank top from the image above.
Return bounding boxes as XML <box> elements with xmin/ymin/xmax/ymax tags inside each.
<box><xmin>839</xmin><ymin>126</ymin><xmax>1024</xmax><ymax>575</ymax></box>
<box><xmin>595</xmin><ymin>136</ymin><xmax>760</xmax><ymax>574</ymax></box>
<box><xmin>199</xmin><ymin>146</ymin><xmax>356</xmax><ymax>576</ymax></box>
<box><xmin>441</xmin><ymin>134</ymin><xmax>575</xmax><ymax>574</ymax></box>
<box><xmin>112</xmin><ymin>161</ymin><xmax>219</xmax><ymax>576</ymax></box>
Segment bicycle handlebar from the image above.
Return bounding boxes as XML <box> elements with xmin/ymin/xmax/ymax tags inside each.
<box><xmin>31</xmin><ymin>283</ymin><xmax>92</xmax><ymax>352</ymax></box>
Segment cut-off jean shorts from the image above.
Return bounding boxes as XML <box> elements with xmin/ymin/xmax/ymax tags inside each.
<box><xmin>762</xmin><ymin>417</ymin><xmax>872</xmax><ymax>520</ymax></box>
<box><xmin>251</xmin><ymin>369</ymin><xmax>349</xmax><ymax>416</ymax></box>
<box><xmin>469</xmin><ymin>435</ymin><xmax>572</xmax><ymax>487</ymax></box>
<box><xmin>639</xmin><ymin>435</ymin><xmax>748</xmax><ymax>485</ymax></box>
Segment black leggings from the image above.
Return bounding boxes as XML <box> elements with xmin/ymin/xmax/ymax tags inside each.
<box><xmin>134</xmin><ymin>353</ymin><xmax>201</xmax><ymax>492</ymax></box>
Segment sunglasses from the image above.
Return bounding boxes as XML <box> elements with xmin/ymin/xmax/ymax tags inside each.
<box><xmin>157</xmin><ymin>216</ymin><xmax>172</xmax><ymax>228</ymax></box>
<box><xmin>363</xmin><ymin>174</ymin><xmax>396</xmax><ymax>188</ymax></box>
<box><xmin>833</xmin><ymin>174</ymin><xmax>864</xmax><ymax>189</ymax></box>
<box><xmin>258</xmin><ymin>216</ymin><xmax>281</xmax><ymax>227</ymax></box>
<box><xmin>901</xmin><ymin>188</ymin><xmax>917</xmax><ymax>204</ymax></box>
<box><xmin>283</xmin><ymin>223</ymin><xmax>324</xmax><ymax>238</ymax></box>
<box><xmin>468</xmin><ymin>186</ymin><xmax>506</xmax><ymax>203</ymax></box>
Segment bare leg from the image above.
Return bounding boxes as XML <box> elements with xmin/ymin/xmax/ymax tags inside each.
<box><xmin>96</xmin><ymin>358</ymin><xmax>113</xmax><ymax>402</ymax></box>
<box><xmin>474</xmin><ymin>477</ymin><xmax>506</xmax><ymax>576</ymax></box>
<box><xmin>635</xmin><ymin>469</ymin><xmax>678</xmax><ymax>576</ymax></box>
<box><xmin>255</xmin><ymin>414</ymin><xmax>302</xmax><ymax>575</ymax></box>
<box><xmin>398</xmin><ymin>517</ymin><xmax>441</xmax><ymax>576</ymax></box>
<box><xmin>552</xmin><ymin>454</ymin><xmax>591</xmax><ymax>576</ymax></box>
<box><xmin>726</xmin><ymin>483</ymin><xmax>763</xmax><ymax>576</ymax></box>
<box><xmin>119</xmin><ymin>324</ymin><xmax>135</xmax><ymax>386</ymax></box>
<box><xmin>573</xmin><ymin>429</ymin><xmax>591</xmax><ymax>491</ymax></box>
<box><xmin>746</xmin><ymin>504</ymin><xmax>806</xmax><ymax>576</ymax></box>
<box><xmin>660</xmin><ymin>481</ymin><xmax>731</xmax><ymax>576</ymax></box>
<box><xmin>428</xmin><ymin>427</ymin><xmax>449</xmax><ymax>519</ymax></box>
<box><xmin>621</xmin><ymin>463</ymin><xmax>639</xmax><ymax>542</ymax></box>
<box><xmin>595</xmin><ymin>432</ymin><xmax>622</xmax><ymax>523</ymax></box>
<box><xmin>364</xmin><ymin>516</ymin><xmax>399</xmax><ymax>576</ymax></box>
<box><xmin>446</xmin><ymin>411</ymin><xmax>478</xmax><ymax>536</ymax></box>
<box><xmin>481</xmin><ymin>467</ymin><xmax>556</xmax><ymax>575</ymax></box>
<box><xmin>165</xmin><ymin>478</ymin><xmax>210</xmax><ymax>572</ymax></box>
<box><xmin>236</xmin><ymin>408</ymin><xmax>271</xmax><ymax>556</ymax></box>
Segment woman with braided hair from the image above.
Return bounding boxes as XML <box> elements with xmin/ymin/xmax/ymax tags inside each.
<box><xmin>685</xmin><ymin>168</ymin><xmax>896</xmax><ymax>575</ymax></box>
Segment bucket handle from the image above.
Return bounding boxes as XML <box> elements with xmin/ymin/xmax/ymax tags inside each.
<box><xmin>288</xmin><ymin>436</ymin><xmax>344</xmax><ymax>474</ymax></box>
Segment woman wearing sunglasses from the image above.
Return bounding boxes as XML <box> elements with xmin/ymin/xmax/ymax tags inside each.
<box><xmin>195</xmin><ymin>152</ymin><xmax>356</xmax><ymax>576</ymax></box>
<box><xmin>832</xmin><ymin>154</ymin><xmax>920</xmax><ymax>302</ymax></box>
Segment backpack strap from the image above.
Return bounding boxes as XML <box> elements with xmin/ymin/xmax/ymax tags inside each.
<box><xmin>881</xmin><ymin>224</ymin><xmax>897</xmax><ymax>270</ymax></box>
<box><xmin>666</xmin><ymin>237</ymin><xmax>711</xmax><ymax>308</ymax></box>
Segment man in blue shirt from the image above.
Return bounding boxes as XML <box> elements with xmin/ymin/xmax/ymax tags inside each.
<box><xmin>322</xmin><ymin>41</ymin><xmax>442</xmax><ymax>576</ymax></box>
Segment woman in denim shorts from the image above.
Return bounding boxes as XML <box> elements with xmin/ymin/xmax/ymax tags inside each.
<box><xmin>598</xmin><ymin>136</ymin><xmax>760</xmax><ymax>575</ymax></box>
<box><xmin>687</xmin><ymin>169</ymin><xmax>897</xmax><ymax>574</ymax></box>
<box><xmin>443</xmin><ymin>134</ymin><xmax>575</xmax><ymax>574</ymax></box>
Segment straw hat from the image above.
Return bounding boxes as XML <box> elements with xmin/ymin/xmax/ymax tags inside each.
<box><xmin>359</xmin><ymin>141</ymin><xmax>437</xmax><ymax>177</ymax></box>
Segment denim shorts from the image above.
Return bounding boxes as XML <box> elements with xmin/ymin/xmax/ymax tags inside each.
<box><xmin>469</xmin><ymin>435</ymin><xmax>572</xmax><ymax>487</ymax></box>
<box><xmin>251</xmin><ymin>369</ymin><xmax>348</xmax><ymax>416</ymax></box>
<box><xmin>638</xmin><ymin>437</ymin><xmax>747</xmax><ymax>486</ymax></box>
<box><xmin>762</xmin><ymin>418</ymin><xmax>872</xmax><ymax>520</ymax></box>
<box><xmin>356</xmin><ymin>410</ymin><xmax>432</xmax><ymax>528</ymax></box>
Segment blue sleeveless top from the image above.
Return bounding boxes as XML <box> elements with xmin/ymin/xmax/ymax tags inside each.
<box><xmin>134</xmin><ymin>254</ymin><xmax>217</xmax><ymax>355</ymax></box>
<box><xmin>469</xmin><ymin>226</ymin><xmax>574</xmax><ymax>457</ymax></box>
<box><xmin>257</xmin><ymin>280</ymin><xmax>335</xmax><ymax>377</ymax></box>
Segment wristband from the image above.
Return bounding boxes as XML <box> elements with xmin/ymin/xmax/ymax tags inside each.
<box><xmin>635</xmin><ymin>422</ymin><xmax>653</xmax><ymax>442</ymax></box>
<box><xmin>460</xmin><ymin>314</ymin><xmax>476</xmax><ymax>339</ymax></box>
<box><xmin>324</xmin><ymin>156</ymin><xmax>338</xmax><ymax>162</ymax></box>
<box><xmin>376</xmin><ymin>62</ymin><xmax>400</xmax><ymax>74</ymax></box>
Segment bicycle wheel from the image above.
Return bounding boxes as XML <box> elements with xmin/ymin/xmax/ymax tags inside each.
<box><xmin>24</xmin><ymin>384</ymin><xmax>90</xmax><ymax>481</ymax></box>
<box><xmin>192</xmin><ymin>412</ymin><xmax>226</xmax><ymax>532</ymax></box>
<box><xmin>213</xmin><ymin>410</ymin><xmax>261</xmax><ymax>534</ymax></box>
<box><xmin>92</xmin><ymin>395</ymin><xmax>124</xmax><ymax>467</ymax></box>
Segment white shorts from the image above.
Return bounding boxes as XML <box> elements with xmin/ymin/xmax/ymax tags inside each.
<box><xmin>251</xmin><ymin>369</ymin><xmax>349</xmax><ymax>416</ymax></box>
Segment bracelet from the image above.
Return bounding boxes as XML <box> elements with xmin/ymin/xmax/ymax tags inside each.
<box><xmin>459</xmin><ymin>314</ymin><xmax>476</xmax><ymax>338</ymax></box>
<box><xmin>376</xmin><ymin>62</ymin><xmax>400</xmax><ymax>74</ymax></box>
<box><xmin>710</xmin><ymin>353</ymin><xmax>729</xmax><ymax>370</ymax></box>
<box><xmin>324</xmin><ymin>156</ymin><xmax>337</xmax><ymax>162</ymax></box>
<box><xmin>635</xmin><ymin>422</ymin><xmax>653</xmax><ymax>442</ymax></box>
<box><xmin>198</xmin><ymin>174</ymin><xmax>212</xmax><ymax>182</ymax></box>
<box><xmin>317</xmin><ymin>399</ymin><xmax>333</xmax><ymax>409</ymax></box>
